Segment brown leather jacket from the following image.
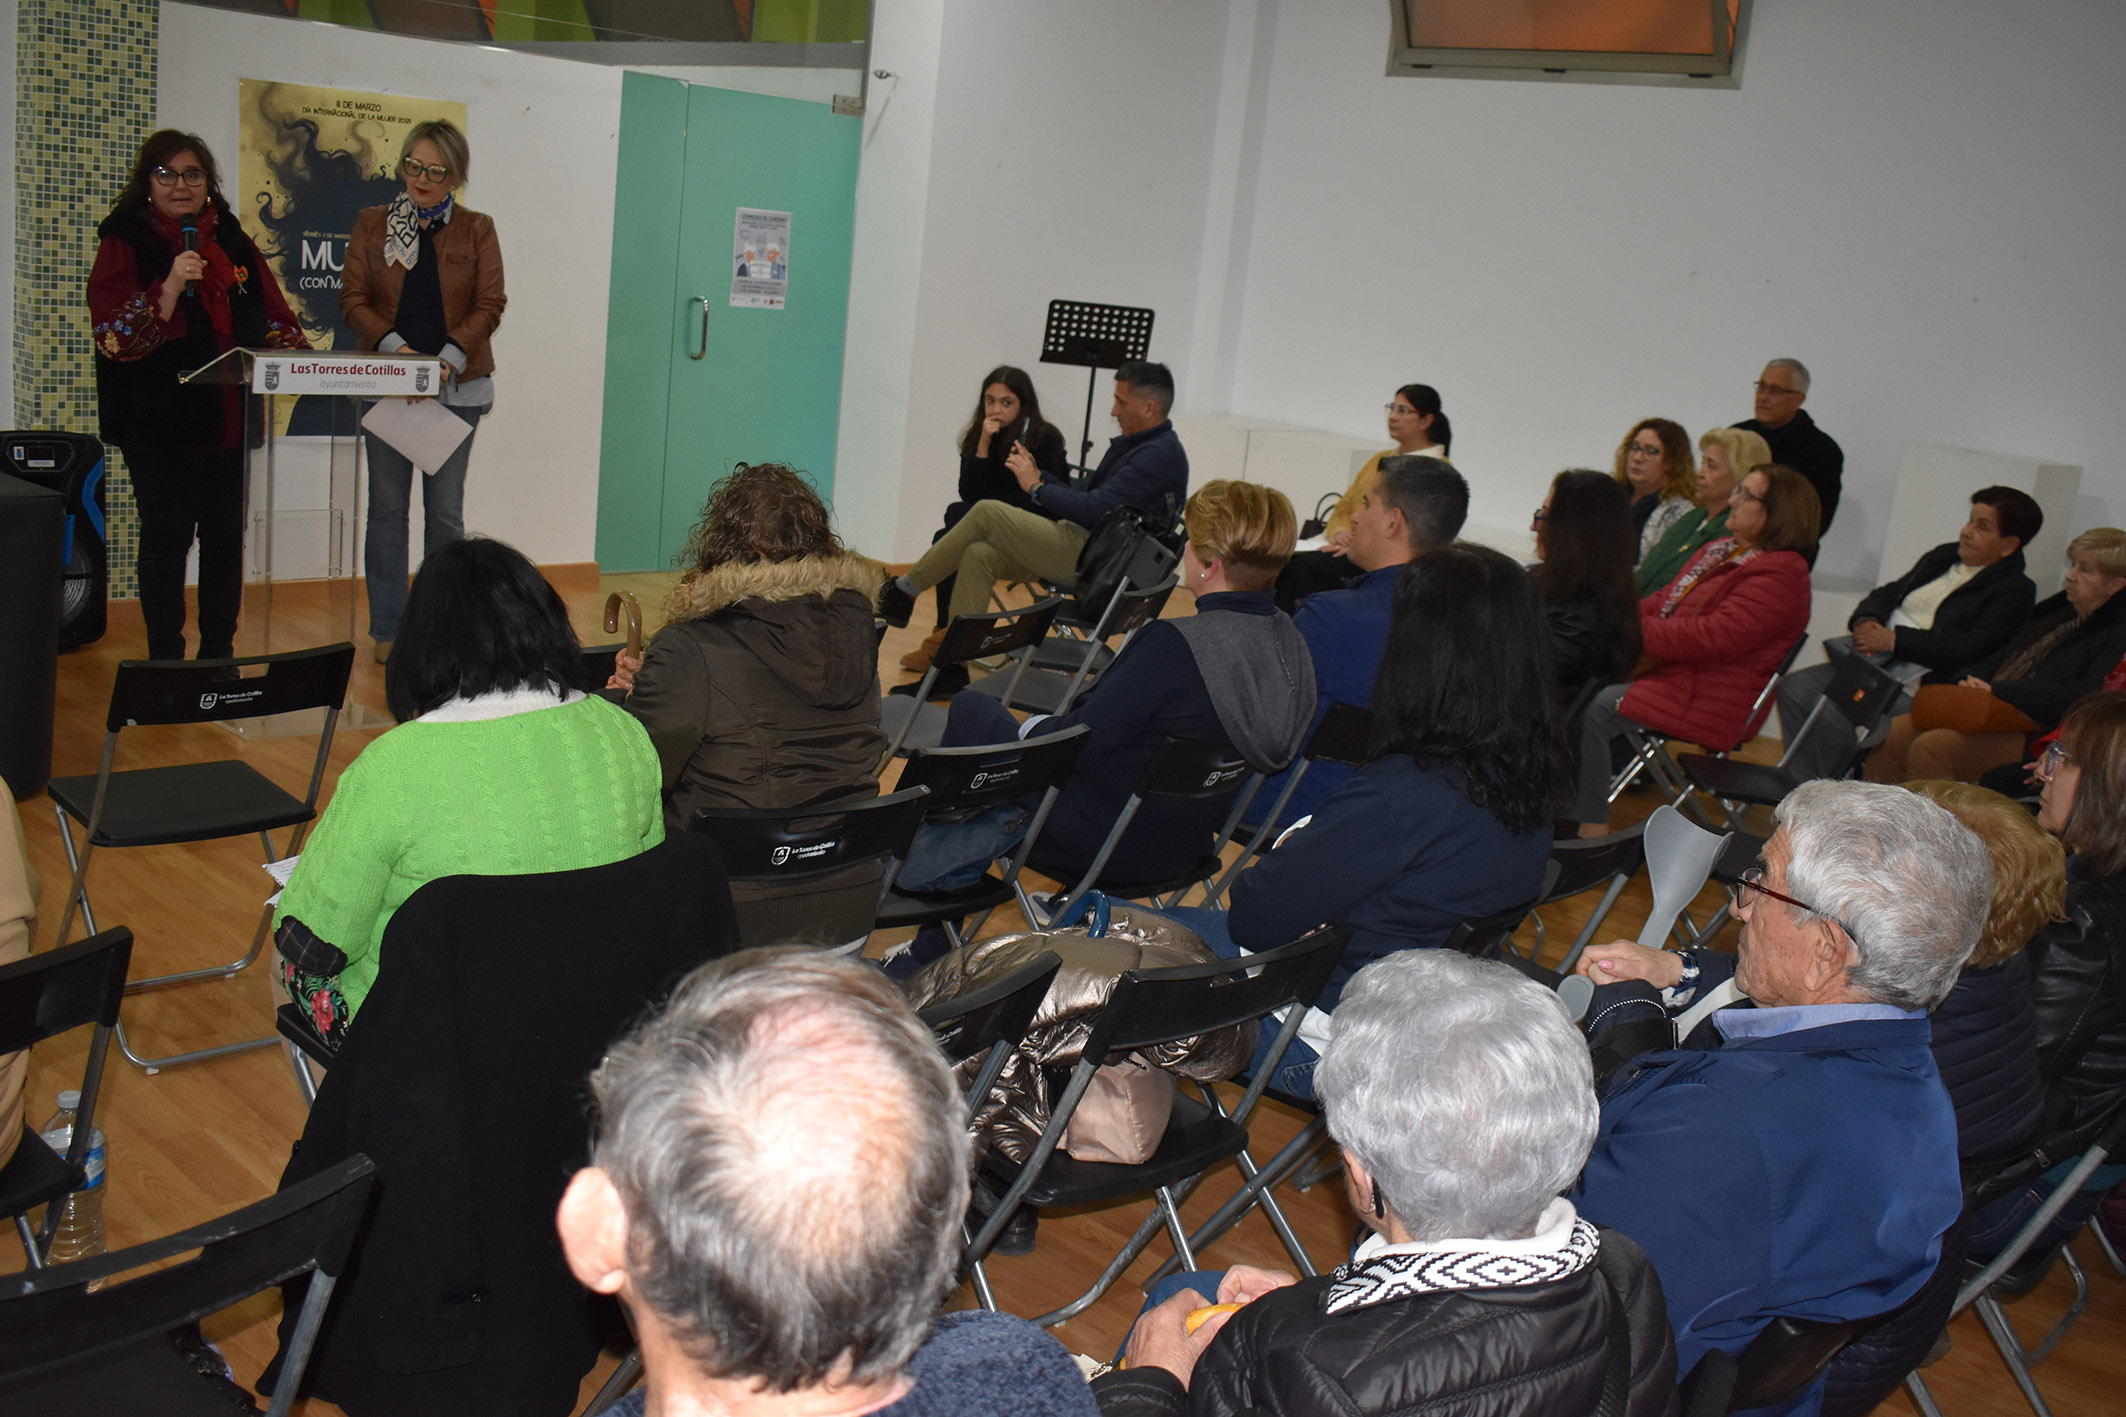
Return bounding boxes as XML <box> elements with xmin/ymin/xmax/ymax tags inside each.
<box><xmin>900</xmin><ymin>914</ymin><xmax>1258</xmax><ymax>1164</ymax></box>
<box><xmin>340</xmin><ymin>205</ymin><xmax>507</xmax><ymax>380</ymax></box>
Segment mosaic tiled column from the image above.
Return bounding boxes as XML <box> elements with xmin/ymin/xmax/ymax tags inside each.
<box><xmin>15</xmin><ymin>0</ymin><xmax>158</xmax><ymax>595</ymax></box>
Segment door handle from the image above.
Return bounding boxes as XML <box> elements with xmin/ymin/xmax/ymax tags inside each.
<box><xmin>687</xmin><ymin>295</ymin><xmax>709</xmax><ymax>360</ymax></box>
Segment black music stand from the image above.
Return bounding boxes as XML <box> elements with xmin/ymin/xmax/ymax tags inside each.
<box><xmin>1040</xmin><ymin>301</ymin><xmax>1155</xmax><ymax>475</ymax></box>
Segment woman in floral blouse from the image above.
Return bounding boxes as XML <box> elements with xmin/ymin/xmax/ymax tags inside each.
<box><xmin>89</xmin><ymin>129</ymin><xmax>308</xmax><ymax>661</ymax></box>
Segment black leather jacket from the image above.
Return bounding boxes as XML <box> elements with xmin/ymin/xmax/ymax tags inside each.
<box><xmin>1091</xmin><ymin>1230</ymin><xmax>1678</xmax><ymax>1417</ymax></box>
<box><xmin>2026</xmin><ymin>858</ymin><xmax>2126</xmax><ymax>1161</ymax></box>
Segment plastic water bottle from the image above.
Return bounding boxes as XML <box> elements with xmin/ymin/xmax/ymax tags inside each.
<box><xmin>39</xmin><ymin>1089</ymin><xmax>108</xmax><ymax>1273</ymax></box>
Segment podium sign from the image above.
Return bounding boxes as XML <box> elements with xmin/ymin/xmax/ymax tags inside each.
<box><xmin>250</xmin><ymin>353</ymin><xmax>444</xmax><ymax>397</ymax></box>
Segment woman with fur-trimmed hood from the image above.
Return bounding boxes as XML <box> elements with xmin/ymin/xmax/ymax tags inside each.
<box><xmin>609</xmin><ymin>463</ymin><xmax>886</xmax><ymax>831</ymax></box>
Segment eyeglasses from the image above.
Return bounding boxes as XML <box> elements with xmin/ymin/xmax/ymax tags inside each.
<box><xmin>401</xmin><ymin>157</ymin><xmax>454</xmax><ymax>182</ymax></box>
<box><xmin>1627</xmin><ymin>441</ymin><xmax>1665</xmax><ymax>458</ymax></box>
<box><xmin>1734</xmin><ymin>866</ymin><xmax>1863</xmax><ymax>951</ymax></box>
<box><xmin>151</xmin><ymin>167</ymin><xmax>206</xmax><ymax>188</ymax></box>
<box><xmin>1729</xmin><ymin>485</ymin><xmax>1764</xmax><ymax>507</ymax></box>
<box><xmin>1530</xmin><ymin>507</ymin><xmax>1549</xmax><ymax>527</ymax></box>
<box><xmin>1384</xmin><ymin>403</ymin><xmax>1418</xmax><ymax>416</ymax></box>
<box><xmin>1752</xmin><ymin>381</ymin><xmax>1803</xmax><ymax>397</ymax></box>
<box><xmin>2037</xmin><ymin>742</ymin><xmax>2076</xmax><ymax>780</ymax></box>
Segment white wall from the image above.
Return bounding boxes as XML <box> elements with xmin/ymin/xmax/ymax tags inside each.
<box><xmin>1217</xmin><ymin>0</ymin><xmax>2126</xmax><ymax>586</ymax></box>
<box><xmin>156</xmin><ymin>2</ymin><xmax>857</xmax><ymax>566</ymax></box>
<box><xmin>866</xmin><ymin>0</ymin><xmax>1239</xmax><ymax>561</ymax></box>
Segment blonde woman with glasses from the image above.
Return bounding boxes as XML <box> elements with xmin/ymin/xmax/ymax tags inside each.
<box><xmin>342</xmin><ymin>118</ymin><xmax>508</xmax><ymax>663</ymax></box>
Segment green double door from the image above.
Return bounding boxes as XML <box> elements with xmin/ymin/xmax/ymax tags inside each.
<box><xmin>595</xmin><ymin>74</ymin><xmax>861</xmax><ymax>571</ymax></box>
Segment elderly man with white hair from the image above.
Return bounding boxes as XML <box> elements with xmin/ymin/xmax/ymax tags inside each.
<box><xmin>556</xmin><ymin>948</ymin><xmax>1097</xmax><ymax>1417</ymax></box>
<box><xmin>1572</xmin><ymin>779</ymin><xmax>1990</xmax><ymax>1417</ymax></box>
<box><xmin>1092</xmin><ymin>950</ymin><xmax>1679</xmax><ymax>1416</ymax></box>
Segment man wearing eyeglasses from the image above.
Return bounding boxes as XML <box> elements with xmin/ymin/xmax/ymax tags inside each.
<box><xmin>1736</xmin><ymin>358</ymin><xmax>1845</xmax><ymax>536</ymax></box>
<box><xmin>1567</xmin><ymin>780</ymin><xmax>1987</xmax><ymax>1415</ymax></box>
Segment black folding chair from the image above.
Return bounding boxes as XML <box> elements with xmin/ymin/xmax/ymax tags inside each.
<box><xmin>916</xmin><ymin>950</ymin><xmax>1064</xmax><ymax>1312</ymax></box>
<box><xmin>1680</xmin><ymin>651</ymin><xmax>1907</xmax><ymax>830</ymax></box>
<box><xmin>0</xmin><ymin>929</ymin><xmax>132</xmax><ymax>1267</ymax></box>
<box><xmin>970</xmin><ymin>575</ymin><xmax>1177</xmax><ymax>716</ymax></box>
<box><xmin>880</xmin><ymin>598</ymin><xmax>1064</xmax><ymax>761</ymax></box>
<box><xmin>1525</xmin><ymin>823</ymin><xmax>1648</xmax><ymax>973</ymax></box>
<box><xmin>47</xmin><ymin>644</ymin><xmax>356</xmax><ymax>1069</ymax></box>
<box><xmin>691</xmin><ymin>786</ymin><xmax>931</xmax><ymax>951</ymax></box>
<box><xmin>1680</xmin><ymin>1313</ymin><xmax>1870</xmax><ymax>1417</ymax></box>
<box><xmin>1441</xmin><ymin>898</ymin><xmax>1541</xmax><ymax>960</ymax></box>
<box><xmin>964</xmin><ymin>923</ymin><xmax>1348</xmax><ymax>1326</ymax></box>
<box><xmin>878</xmin><ymin>728</ymin><xmax>1092</xmax><ymax>948</ymax></box>
<box><xmin>1016</xmin><ymin>736</ymin><xmax>1259</xmax><ymax>927</ymax></box>
<box><xmin>1609</xmin><ymin>632</ymin><xmax>1810</xmax><ymax>816</ymax></box>
<box><xmin>1201</xmin><ymin>702</ymin><xmax>1374</xmax><ymax>910</ymax></box>
<box><xmin>0</xmin><ymin>1154</ymin><xmax>376</xmax><ymax>1417</ymax></box>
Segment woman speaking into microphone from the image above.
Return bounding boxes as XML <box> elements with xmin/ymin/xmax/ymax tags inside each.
<box><xmin>341</xmin><ymin>118</ymin><xmax>507</xmax><ymax>662</ymax></box>
<box><xmin>89</xmin><ymin>129</ymin><xmax>309</xmax><ymax>661</ymax></box>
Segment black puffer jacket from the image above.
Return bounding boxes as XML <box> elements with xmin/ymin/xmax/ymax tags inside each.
<box><xmin>2026</xmin><ymin>858</ymin><xmax>2126</xmax><ymax>1161</ymax></box>
<box><xmin>1928</xmin><ymin>953</ymin><xmax>2045</xmax><ymax>1165</ymax></box>
<box><xmin>1091</xmin><ymin>1230</ymin><xmax>1677</xmax><ymax>1417</ymax></box>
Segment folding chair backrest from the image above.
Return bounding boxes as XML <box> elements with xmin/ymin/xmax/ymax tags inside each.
<box><xmin>919</xmin><ymin>951</ymin><xmax>1062</xmax><ymax>1118</ymax></box>
<box><xmin>1725</xmin><ymin>1314</ymin><xmax>1868</xmax><ymax>1413</ymax></box>
<box><xmin>1820</xmin><ymin>650</ymin><xmax>1906</xmax><ymax>734</ymax></box>
<box><xmin>690</xmin><ymin>786</ymin><xmax>930</xmax><ymax>881</ymax></box>
<box><xmin>1306</xmin><ymin>701</ymin><xmax>1375</xmax><ymax>767</ymax></box>
<box><xmin>1637</xmin><ymin>805</ymin><xmax>1730</xmax><ymax>950</ymax></box>
<box><xmin>1441</xmin><ymin>901</ymin><xmax>1537</xmax><ymax>959</ymax></box>
<box><xmin>898</xmin><ymin>726</ymin><xmax>1092</xmax><ymax>817</ymax></box>
<box><xmin>1733</xmin><ymin>632</ymin><xmax>1810</xmax><ymax>745</ymax></box>
<box><xmin>0</xmin><ymin>1155</ymin><xmax>378</xmax><ymax>1386</ymax></box>
<box><xmin>1542</xmin><ymin>825</ymin><xmax>1647</xmax><ymax>904</ymax></box>
<box><xmin>935</xmin><ymin>598</ymin><xmax>1064</xmax><ymax>669</ymax></box>
<box><xmin>105</xmin><ymin>644</ymin><xmax>356</xmax><ymax>730</ymax></box>
<box><xmin>577</xmin><ymin>643</ymin><xmax>622</xmax><ymax>693</ymax></box>
<box><xmin>1140</xmin><ymin>736</ymin><xmax>1254</xmax><ymax>801</ymax></box>
<box><xmin>1080</xmin><ymin>924</ymin><xmax>1348</xmax><ymax>1066</ymax></box>
<box><xmin>0</xmin><ymin>928</ymin><xmax>131</xmax><ymax>1055</ymax></box>
<box><xmin>690</xmin><ymin>787</ymin><xmax>931</xmax><ymax>948</ymax></box>
<box><xmin>1097</xmin><ymin>576</ymin><xmax>1177</xmax><ymax>643</ymax></box>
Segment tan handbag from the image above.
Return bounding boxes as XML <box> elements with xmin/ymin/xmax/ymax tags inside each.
<box><xmin>1910</xmin><ymin>684</ymin><xmax>2039</xmax><ymax>735</ymax></box>
<box><xmin>1058</xmin><ymin>1055</ymin><xmax>1177</xmax><ymax>1164</ymax></box>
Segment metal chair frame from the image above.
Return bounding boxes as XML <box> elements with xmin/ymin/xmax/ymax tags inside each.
<box><xmin>1606</xmin><ymin>632</ymin><xmax>1810</xmax><ymax>819</ymax></box>
<box><xmin>1678</xmin><ymin>650</ymin><xmax>1907</xmax><ymax>831</ymax></box>
<box><xmin>971</xmin><ymin>574</ymin><xmax>1177</xmax><ymax>717</ymax></box>
<box><xmin>879</xmin><ymin>598</ymin><xmax>1064</xmax><ymax>764</ymax></box>
<box><xmin>1200</xmin><ymin>702</ymin><xmax>1374</xmax><ymax>911</ymax></box>
<box><xmin>48</xmin><ymin>645</ymin><xmax>354</xmax><ymax>1070</ymax></box>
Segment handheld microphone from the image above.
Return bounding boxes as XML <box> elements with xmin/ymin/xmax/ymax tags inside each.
<box><xmin>1014</xmin><ymin>415</ymin><xmax>1030</xmax><ymax>446</ymax></box>
<box><xmin>179</xmin><ymin>216</ymin><xmax>200</xmax><ymax>298</ymax></box>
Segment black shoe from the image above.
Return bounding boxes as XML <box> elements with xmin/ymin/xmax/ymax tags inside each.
<box><xmin>889</xmin><ymin>664</ymin><xmax>969</xmax><ymax>700</ymax></box>
<box><xmin>878</xmin><ymin>577</ymin><xmax>916</xmax><ymax>628</ymax></box>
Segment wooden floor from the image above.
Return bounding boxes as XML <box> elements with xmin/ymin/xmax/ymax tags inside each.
<box><xmin>9</xmin><ymin>574</ymin><xmax>2124</xmax><ymax>1416</ymax></box>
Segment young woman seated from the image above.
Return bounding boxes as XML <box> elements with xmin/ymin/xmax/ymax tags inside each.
<box><xmin>608</xmin><ymin>462</ymin><xmax>885</xmax><ymax>832</ymax></box>
<box><xmin>895</xmin><ymin>480</ymin><xmax>1315</xmax><ymax>911</ymax></box>
<box><xmin>1156</xmin><ymin>544</ymin><xmax>1566</xmax><ymax>1100</ymax></box>
<box><xmin>275</xmin><ymin>537</ymin><xmax>664</xmax><ymax>1045</ymax></box>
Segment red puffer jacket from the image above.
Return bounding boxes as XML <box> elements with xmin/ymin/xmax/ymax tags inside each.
<box><xmin>1622</xmin><ymin>545</ymin><xmax>1810</xmax><ymax>750</ymax></box>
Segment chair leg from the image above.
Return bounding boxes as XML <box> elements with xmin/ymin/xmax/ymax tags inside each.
<box><xmin>15</xmin><ymin>1213</ymin><xmax>45</xmax><ymax>1268</ymax></box>
<box><xmin>51</xmin><ymin>805</ymin><xmax>97</xmax><ymax>945</ymax></box>
<box><xmin>2090</xmin><ymin>1216</ymin><xmax>2126</xmax><ymax>1278</ymax></box>
<box><xmin>283</xmin><ymin>1038</ymin><xmax>321</xmax><ymax>1106</ymax></box>
<box><xmin>1973</xmin><ymin>1293</ymin><xmax>2059</xmax><ymax>1417</ymax></box>
<box><xmin>124</xmin><ymin>900</ymin><xmax>274</xmax><ymax>995</ymax></box>
<box><xmin>578</xmin><ymin>1348</ymin><xmax>644</xmax><ymax>1417</ymax></box>
<box><xmin>2025</xmin><ymin>1246</ymin><xmax>2091</xmax><ymax>1365</ymax></box>
<box><xmin>1157</xmin><ymin>1185</ymin><xmax>1198</xmax><ymax>1271</ymax></box>
<box><xmin>1149</xmin><ymin>1116</ymin><xmax>1329</xmax><ymax>1287</ymax></box>
<box><xmin>1905</xmin><ymin>1371</ymin><xmax>1945</xmax><ymax>1417</ymax></box>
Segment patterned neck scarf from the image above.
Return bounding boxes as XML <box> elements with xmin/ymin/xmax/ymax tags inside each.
<box><xmin>1323</xmin><ymin>1211</ymin><xmax>1602</xmax><ymax>1314</ymax></box>
<box><xmin>1995</xmin><ymin>612</ymin><xmax>2083</xmax><ymax>685</ymax></box>
<box><xmin>1657</xmin><ymin>536</ymin><xmax>1759</xmax><ymax>619</ymax></box>
<box><xmin>382</xmin><ymin>192</ymin><xmax>455</xmax><ymax>271</ymax></box>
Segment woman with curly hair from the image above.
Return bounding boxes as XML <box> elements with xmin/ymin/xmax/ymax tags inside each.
<box><xmin>1610</xmin><ymin>417</ymin><xmax>1696</xmax><ymax>565</ymax></box>
<box><xmin>610</xmin><ymin>463</ymin><xmax>885</xmax><ymax>830</ymax></box>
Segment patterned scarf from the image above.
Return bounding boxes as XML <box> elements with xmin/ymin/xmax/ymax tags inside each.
<box><xmin>1994</xmin><ymin>612</ymin><xmax>2082</xmax><ymax>685</ymax></box>
<box><xmin>382</xmin><ymin>192</ymin><xmax>455</xmax><ymax>271</ymax></box>
<box><xmin>1657</xmin><ymin>536</ymin><xmax>1759</xmax><ymax>619</ymax></box>
<box><xmin>1322</xmin><ymin>1215</ymin><xmax>1602</xmax><ymax>1314</ymax></box>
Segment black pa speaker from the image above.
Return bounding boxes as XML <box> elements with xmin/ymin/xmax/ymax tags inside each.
<box><xmin>3</xmin><ymin>431</ymin><xmax>108</xmax><ymax>647</ymax></box>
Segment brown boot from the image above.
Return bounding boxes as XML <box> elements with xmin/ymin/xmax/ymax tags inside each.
<box><xmin>899</xmin><ymin>628</ymin><xmax>946</xmax><ymax>673</ymax></box>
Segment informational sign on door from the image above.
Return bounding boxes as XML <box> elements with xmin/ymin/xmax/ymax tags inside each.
<box><xmin>729</xmin><ymin>207</ymin><xmax>791</xmax><ymax>308</ymax></box>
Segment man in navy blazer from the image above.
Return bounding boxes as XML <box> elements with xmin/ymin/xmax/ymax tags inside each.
<box><xmin>1572</xmin><ymin>780</ymin><xmax>1990</xmax><ymax>1417</ymax></box>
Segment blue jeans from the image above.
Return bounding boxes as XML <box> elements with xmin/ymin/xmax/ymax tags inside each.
<box><xmin>1113</xmin><ymin>1271</ymin><xmax>1225</xmax><ymax>1363</ymax></box>
<box><xmin>1157</xmin><ymin>905</ymin><xmax>1323</xmax><ymax>1101</ymax></box>
<box><xmin>364</xmin><ymin>401</ymin><xmax>485</xmax><ymax>639</ymax></box>
<box><xmin>1967</xmin><ymin>1159</ymin><xmax>2126</xmax><ymax>1262</ymax></box>
<box><xmin>898</xmin><ymin>691</ymin><xmax>1042</xmax><ymax>892</ymax></box>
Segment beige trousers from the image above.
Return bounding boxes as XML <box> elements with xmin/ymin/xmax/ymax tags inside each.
<box><xmin>908</xmin><ymin>500</ymin><xmax>1089</xmax><ymax>622</ymax></box>
<box><xmin>1864</xmin><ymin>715</ymin><xmax>2028</xmax><ymax>785</ymax></box>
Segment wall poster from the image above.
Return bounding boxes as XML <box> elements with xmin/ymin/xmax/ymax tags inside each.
<box><xmin>236</xmin><ymin>80</ymin><xmax>467</xmax><ymax>433</ymax></box>
<box><xmin>729</xmin><ymin>207</ymin><xmax>791</xmax><ymax>309</ymax></box>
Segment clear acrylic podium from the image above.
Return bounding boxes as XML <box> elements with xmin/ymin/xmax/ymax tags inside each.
<box><xmin>179</xmin><ymin>348</ymin><xmax>446</xmax><ymax>732</ymax></box>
